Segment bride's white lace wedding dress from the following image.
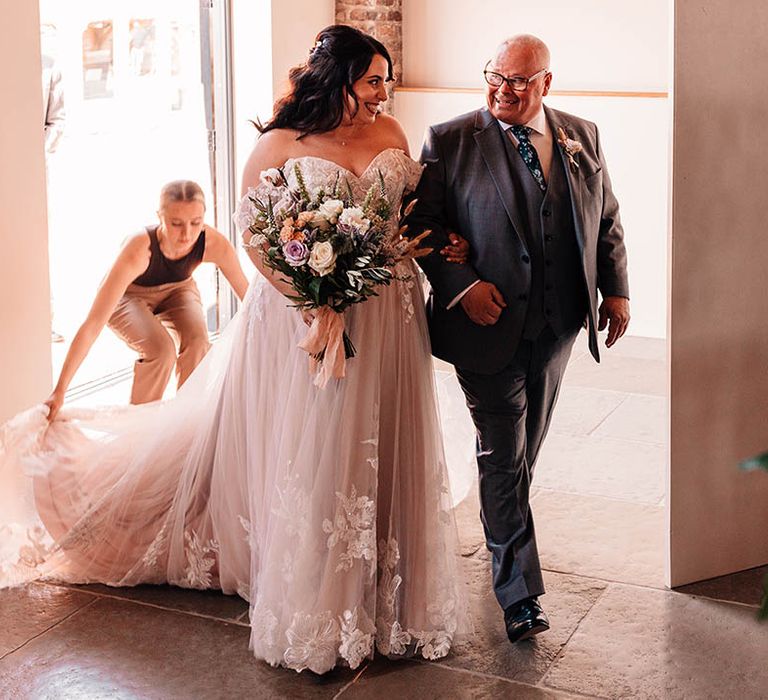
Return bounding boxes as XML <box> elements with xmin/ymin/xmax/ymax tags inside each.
<box><xmin>0</xmin><ymin>148</ymin><xmax>469</xmax><ymax>674</ymax></box>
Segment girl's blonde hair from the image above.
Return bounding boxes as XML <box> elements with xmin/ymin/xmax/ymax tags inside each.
<box><xmin>159</xmin><ymin>180</ymin><xmax>206</xmax><ymax>211</ymax></box>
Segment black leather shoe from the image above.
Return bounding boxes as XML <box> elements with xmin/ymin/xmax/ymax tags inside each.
<box><xmin>504</xmin><ymin>597</ymin><xmax>550</xmax><ymax>643</ymax></box>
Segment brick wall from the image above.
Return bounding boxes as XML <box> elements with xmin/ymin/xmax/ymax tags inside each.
<box><xmin>335</xmin><ymin>0</ymin><xmax>403</xmax><ymax>111</ymax></box>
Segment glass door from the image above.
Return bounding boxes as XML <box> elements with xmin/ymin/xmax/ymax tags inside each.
<box><xmin>39</xmin><ymin>0</ymin><xmax>235</xmax><ymax>398</ymax></box>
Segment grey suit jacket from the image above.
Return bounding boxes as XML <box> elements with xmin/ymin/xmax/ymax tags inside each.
<box><xmin>407</xmin><ymin>106</ymin><xmax>629</xmax><ymax>373</ymax></box>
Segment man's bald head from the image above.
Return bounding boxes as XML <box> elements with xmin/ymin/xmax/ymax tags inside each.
<box><xmin>493</xmin><ymin>35</ymin><xmax>550</xmax><ymax>70</ymax></box>
<box><xmin>485</xmin><ymin>34</ymin><xmax>552</xmax><ymax>125</ymax></box>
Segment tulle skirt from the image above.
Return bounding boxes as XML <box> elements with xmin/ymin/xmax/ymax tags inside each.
<box><xmin>0</xmin><ymin>265</ymin><xmax>470</xmax><ymax>674</ymax></box>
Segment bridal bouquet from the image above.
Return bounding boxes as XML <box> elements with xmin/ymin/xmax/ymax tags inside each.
<box><xmin>241</xmin><ymin>163</ymin><xmax>430</xmax><ymax>387</ymax></box>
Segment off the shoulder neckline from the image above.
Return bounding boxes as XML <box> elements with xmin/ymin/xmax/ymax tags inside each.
<box><xmin>282</xmin><ymin>147</ymin><xmax>413</xmax><ymax>180</ymax></box>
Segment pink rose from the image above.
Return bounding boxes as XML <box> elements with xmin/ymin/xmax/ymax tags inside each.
<box><xmin>283</xmin><ymin>239</ymin><xmax>309</xmax><ymax>267</ymax></box>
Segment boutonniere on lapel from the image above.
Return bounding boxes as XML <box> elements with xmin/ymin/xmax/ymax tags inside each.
<box><xmin>556</xmin><ymin>127</ymin><xmax>583</xmax><ymax>172</ymax></box>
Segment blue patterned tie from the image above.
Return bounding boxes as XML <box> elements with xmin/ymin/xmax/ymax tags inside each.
<box><xmin>509</xmin><ymin>125</ymin><xmax>546</xmax><ymax>191</ymax></box>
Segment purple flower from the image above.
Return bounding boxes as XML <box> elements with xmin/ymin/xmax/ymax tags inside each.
<box><xmin>283</xmin><ymin>239</ymin><xmax>309</xmax><ymax>267</ymax></box>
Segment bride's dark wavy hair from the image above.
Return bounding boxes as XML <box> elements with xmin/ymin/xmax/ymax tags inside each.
<box><xmin>257</xmin><ymin>25</ymin><xmax>393</xmax><ymax>138</ymax></box>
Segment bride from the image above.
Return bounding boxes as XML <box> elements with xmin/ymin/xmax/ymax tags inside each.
<box><xmin>0</xmin><ymin>25</ymin><xmax>470</xmax><ymax>674</ymax></box>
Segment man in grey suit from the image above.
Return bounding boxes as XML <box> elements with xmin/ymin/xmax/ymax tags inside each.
<box><xmin>407</xmin><ymin>35</ymin><xmax>630</xmax><ymax>643</ymax></box>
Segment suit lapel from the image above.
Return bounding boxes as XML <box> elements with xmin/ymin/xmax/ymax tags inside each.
<box><xmin>473</xmin><ymin>110</ymin><xmax>528</xmax><ymax>251</ymax></box>
<box><xmin>546</xmin><ymin>106</ymin><xmax>585</xmax><ymax>254</ymax></box>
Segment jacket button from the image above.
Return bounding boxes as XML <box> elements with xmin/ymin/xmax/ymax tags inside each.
<box><xmin>517</xmin><ymin>293</ymin><xmax>527</xmax><ymax>301</ymax></box>
<box><xmin>544</xmin><ymin>234</ymin><xmax>553</xmax><ymax>242</ymax></box>
<box><xmin>542</xmin><ymin>209</ymin><xmax>552</xmax><ymax>217</ymax></box>
<box><xmin>545</xmin><ymin>308</ymin><xmax>552</xmax><ymax>316</ymax></box>
<box><xmin>545</xmin><ymin>283</ymin><xmax>553</xmax><ymax>291</ymax></box>
<box><xmin>521</xmin><ymin>254</ymin><xmax>530</xmax><ymax>264</ymax></box>
<box><xmin>545</xmin><ymin>259</ymin><xmax>552</xmax><ymax>267</ymax></box>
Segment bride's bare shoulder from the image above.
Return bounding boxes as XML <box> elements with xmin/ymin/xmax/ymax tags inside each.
<box><xmin>241</xmin><ymin>129</ymin><xmax>301</xmax><ymax>194</ymax></box>
<box><xmin>373</xmin><ymin>113</ymin><xmax>410</xmax><ymax>156</ymax></box>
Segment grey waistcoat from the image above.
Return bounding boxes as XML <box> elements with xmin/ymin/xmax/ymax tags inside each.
<box><xmin>501</xmin><ymin>131</ymin><xmax>588</xmax><ymax>340</ymax></box>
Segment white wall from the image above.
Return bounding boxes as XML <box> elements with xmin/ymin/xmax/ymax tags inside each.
<box><xmin>231</xmin><ymin>0</ymin><xmax>334</xmax><ymax>190</ymax></box>
<box><xmin>398</xmin><ymin>0</ymin><xmax>670</xmax><ymax>338</ymax></box>
<box><xmin>668</xmin><ymin>0</ymin><xmax>768</xmax><ymax>586</ymax></box>
<box><xmin>270</xmin><ymin>0</ymin><xmax>334</xmax><ymax>106</ymax></box>
<box><xmin>0</xmin><ymin>0</ymin><xmax>52</xmax><ymax>422</ymax></box>
<box><xmin>403</xmin><ymin>0</ymin><xmax>669</xmax><ymax>91</ymax></box>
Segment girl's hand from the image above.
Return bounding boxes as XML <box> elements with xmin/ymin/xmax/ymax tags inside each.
<box><xmin>44</xmin><ymin>389</ymin><xmax>65</xmax><ymax>422</ymax></box>
<box><xmin>440</xmin><ymin>231</ymin><xmax>470</xmax><ymax>264</ymax></box>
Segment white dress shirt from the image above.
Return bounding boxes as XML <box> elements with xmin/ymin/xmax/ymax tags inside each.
<box><xmin>498</xmin><ymin>108</ymin><xmax>553</xmax><ymax>183</ymax></box>
<box><xmin>446</xmin><ymin>108</ymin><xmax>553</xmax><ymax>310</ymax></box>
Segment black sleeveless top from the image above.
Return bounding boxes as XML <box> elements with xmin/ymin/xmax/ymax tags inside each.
<box><xmin>132</xmin><ymin>225</ymin><xmax>206</xmax><ymax>287</ymax></box>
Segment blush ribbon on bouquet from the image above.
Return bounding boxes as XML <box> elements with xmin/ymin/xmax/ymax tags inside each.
<box><xmin>298</xmin><ymin>307</ymin><xmax>351</xmax><ymax>388</ymax></box>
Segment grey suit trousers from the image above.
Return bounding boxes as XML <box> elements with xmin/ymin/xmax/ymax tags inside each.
<box><xmin>455</xmin><ymin>325</ymin><xmax>580</xmax><ymax>610</ymax></box>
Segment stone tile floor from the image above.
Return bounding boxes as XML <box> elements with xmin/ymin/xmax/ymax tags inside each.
<box><xmin>3</xmin><ymin>335</ymin><xmax>767</xmax><ymax>699</ymax></box>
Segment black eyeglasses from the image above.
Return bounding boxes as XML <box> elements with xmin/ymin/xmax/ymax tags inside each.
<box><xmin>483</xmin><ymin>63</ymin><xmax>549</xmax><ymax>92</ymax></box>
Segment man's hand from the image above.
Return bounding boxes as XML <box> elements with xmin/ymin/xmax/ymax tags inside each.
<box><xmin>598</xmin><ymin>296</ymin><xmax>630</xmax><ymax>348</ymax></box>
<box><xmin>460</xmin><ymin>281</ymin><xmax>506</xmax><ymax>326</ymax></box>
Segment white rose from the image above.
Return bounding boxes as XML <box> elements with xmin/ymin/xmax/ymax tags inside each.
<box><xmin>309</xmin><ymin>210</ymin><xmax>331</xmax><ymax>231</ymax></box>
<box><xmin>317</xmin><ymin>199</ymin><xmax>344</xmax><ymax>224</ymax></box>
<box><xmin>259</xmin><ymin>168</ymin><xmax>282</xmax><ymax>187</ymax></box>
<box><xmin>338</xmin><ymin>207</ymin><xmax>370</xmax><ymax>234</ymax></box>
<box><xmin>309</xmin><ymin>240</ymin><xmax>337</xmax><ymax>276</ymax></box>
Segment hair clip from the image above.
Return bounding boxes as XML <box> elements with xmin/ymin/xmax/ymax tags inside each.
<box><xmin>310</xmin><ymin>38</ymin><xmax>325</xmax><ymax>56</ymax></box>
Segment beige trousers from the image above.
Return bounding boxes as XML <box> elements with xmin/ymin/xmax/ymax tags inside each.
<box><xmin>108</xmin><ymin>278</ymin><xmax>211</xmax><ymax>404</ymax></box>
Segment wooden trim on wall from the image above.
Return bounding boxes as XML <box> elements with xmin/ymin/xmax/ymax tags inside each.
<box><xmin>395</xmin><ymin>86</ymin><xmax>668</xmax><ymax>99</ymax></box>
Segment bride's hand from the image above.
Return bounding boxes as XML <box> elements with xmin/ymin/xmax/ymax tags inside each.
<box><xmin>301</xmin><ymin>308</ymin><xmax>317</xmax><ymax>327</ymax></box>
<box><xmin>440</xmin><ymin>231</ymin><xmax>470</xmax><ymax>264</ymax></box>
<box><xmin>44</xmin><ymin>389</ymin><xmax>65</xmax><ymax>422</ymax></box>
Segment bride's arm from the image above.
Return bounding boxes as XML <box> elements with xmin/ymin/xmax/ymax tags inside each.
<box><xmin>377</xmin><ymin>115</ymin><xmax>470</xmax><ymax>267</ymax></box>
<box><xmin>375</xmin><ymin>113</ymin><xmax>411</xmax><ymax>156</ymax></box>
<box><xmin>239</xmin><ymin>131</ymin><xmax>300</xmax><ymax>300</ymax></box>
